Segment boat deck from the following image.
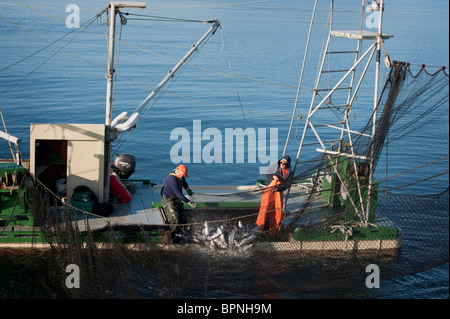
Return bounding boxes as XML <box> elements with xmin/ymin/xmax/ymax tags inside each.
<box><xmin>75</xmin><ymin>180</ymin><xmax>164</xmax><ymax>231</ymax></box>
<box><xmin>1</xmin><ymin>177</ymin><xmax>403</xmax><ymax>255</ymax></box>
<box><xmin>74</xmin><ymin>182</ymin><xmax>263</xmax><ymax>232</ymax></box>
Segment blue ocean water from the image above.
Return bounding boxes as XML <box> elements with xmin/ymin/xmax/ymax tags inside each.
<box><xmin>0</xmin><ymin>0</ymin><xmax>448</xmax><ymax>299</ymax></box>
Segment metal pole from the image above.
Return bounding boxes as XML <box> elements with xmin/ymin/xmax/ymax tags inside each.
<box><xmin>105</xmin><ymin>4</ymin><xmax>117</xmax><ymax>127</ymax></box>
<box><xmin>106</xmin><ymin>2</ymin><xmax>146</xmax><ymax>126</ymax></box>
<box><xmin>133</xmin><ymin>20</ymin><xmax>220</xmax><ymax>115</ymax></box>
<box><xmin>103</xmin><ymin>3</ymin><xmax>117</xmax><ymax>203</ymax></box>
<box><xmin>104</xmin><ymin>2</ymin><xmax>146</xmax><ymax>203</ymax></box>
<box><xmin>284</xmin><ymin>0</ymin><xmax>333</xmax><ymax>210</ymax></box>
<box><xmin>366</xmin><ymin>0</ymin><xmax>384</xmax><ymax>224</ymax></box>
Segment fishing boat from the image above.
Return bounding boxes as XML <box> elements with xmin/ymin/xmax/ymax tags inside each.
<box><xmin>0</xmin><ymin>0</ymin><xmax>446</xmax><ymax>258</ymax></box>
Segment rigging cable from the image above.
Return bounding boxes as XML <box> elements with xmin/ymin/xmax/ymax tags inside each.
<box><xmin>4</xmin><ymin>0</ymin><xmax>317</xmax><ymax>123</ymax></box>
<box><xmin>0</xmin><ymin>9</ymin><xmax>105</xmax><ymax>73</ymax></box>
<box><xmin>10</xmin><ymin>0</ymin><xmax>313</xmax><ymax>91</ymax></box>
<box><xmin>112</xmin><ymin>20</ymin><xmax>217</xmax><ymax>154</ymax></box>
<box><xmin>219</xmin><ymin>25</ymin><xmax>263</xmax><ymax>176</ymax></box>
<box><xmin>24</xmin><ymin>155</ymin><xmax>449</xmax><ymax>229</ymax></box>
<box><xmin>283</xmin><ymin>0</ymin><xmax>318</xmax><ymax>156</ymax></box>
<box><xmin>123</xmin><ymin>13</ymin><xmax>206</xmax><ymax>23</ymax></box>
<box><xmin>111</xmin><ymin>12</ymin><xmax>126</xmax><ymax>111</ymax></box>
<box><xmin>0</xmin><ymin>10</ymin><xmax>105</xmax><ymax>97</ymax></box>
<box><xmin>0</xmin><ymin>15</ymin><xmax>300</xmax><ymax>120</ymax></box>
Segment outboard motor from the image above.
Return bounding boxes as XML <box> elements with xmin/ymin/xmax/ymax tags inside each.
<box><xmin>113</xmin><ymin>153</ymin><xmax>136</xmax><ymax>179</ymax></box>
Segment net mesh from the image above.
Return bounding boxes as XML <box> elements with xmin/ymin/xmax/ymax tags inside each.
<box><xmin>4</xmin><ymin>63</ymin><xmax>447</xmax><ymax>298</ymax></box>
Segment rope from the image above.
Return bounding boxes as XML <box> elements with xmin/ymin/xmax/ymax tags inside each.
<box><xmin>111</xmin><ymin>14</ymin><xmax>124</xmax><ymax>109</ymax></box>
<box><xmin>0</xmin><ymin>4</ymin><xmax>316</xmax><ymax>125</ymax></box>
<box><xmin>283</xmin><ymin>0</ymin><xmax>318</xmax><ymax>156</ymax></box>
<box><xmin>112</xmin><ymin>22</ymin><xmax>215</xmax><ymax>154</ymax></box>
<box><xmin>2</xmin><ymin>150</ymin><xmax>444</xmax><ymax>251</ymax></box>
<box><xmin>19</xmin><ymin>155</ymin><xmax>447</xmax><ymax>232</ymax></box>
<box><xmin>142</xmin><ymin>0</ymin><xmax>270</xmax><ymax>10</ymax></box>
<box><xmin>0</xmin><ymin>13</ymin><xmax>301</xmax><ymax>120</ymax></box>
<box><xmin>124</xmin><ymin>13</ymin><xmax>206</xmax><ymax>24</ymax></box>
<box><xmin>8</xmin><ymin>1</ymin><xmax>315</xmax><ymax>91</ymax></box>
<box><xmin>3</xmin><ymin>0</ymin><xmax>447</xmax><ymax>236</ymax></box>
<box><xmin>0</xmin><ymin>11</ymin><xmax>103</xmax><ymax>97</ymax></box>
<box><xmin>218</xmin><ymin>26</ymin><xmax>263</xmax><ymax>175</ymax></box>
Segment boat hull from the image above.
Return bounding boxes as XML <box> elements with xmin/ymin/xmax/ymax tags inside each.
<box><xmin>0</xmin><ymin>162</ymin><xmax>402</xmax><ymax>255</ymax></box>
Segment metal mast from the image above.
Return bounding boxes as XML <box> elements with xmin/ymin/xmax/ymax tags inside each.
<box><xmin>104</xmin><ymin>2</ymin><xmax>146</xmax><ymax>203</ymax></box>
<box><xmin>286</xmin><ymin>0</ymin><xmax>392</xmax><ymax>225</ymax></box>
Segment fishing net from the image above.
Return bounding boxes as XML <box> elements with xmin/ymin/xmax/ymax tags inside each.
<box><xmin>2</xmin><ymin>63</ymin><xmax>447</xmax><ymax>298</ymax></box>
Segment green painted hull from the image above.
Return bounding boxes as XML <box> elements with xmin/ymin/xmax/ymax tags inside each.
<box><xmin>1</xmin><ymin>163</ymin><xmax>401</xmax><ymax>254</ymax></box>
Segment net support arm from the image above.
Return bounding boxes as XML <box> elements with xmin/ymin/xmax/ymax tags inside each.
<box><xmin>0</xmin><ymin>130</ymin><xmax>21</xmax><ymax>146</ymax></box>
<box><xmin>111</xmin><ymin>20</ymin><xmax>221</xmax><ymax>134</ymax></box>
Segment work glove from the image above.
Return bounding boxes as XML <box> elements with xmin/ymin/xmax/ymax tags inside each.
<box><xmin>186</xmin><ymin>188</ymin><xmax>194</xmax><ymax>196</ymax></box>
<box><xmin>188</xmin><ymin>201</ymin><xmax>197</xmax><ymax>210</ymax></box>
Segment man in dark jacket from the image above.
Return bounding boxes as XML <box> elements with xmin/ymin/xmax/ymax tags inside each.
<box><xmin>160</xmin><ymin>165</ymin><xmax>196</xmax><ymax>243</ymax></box>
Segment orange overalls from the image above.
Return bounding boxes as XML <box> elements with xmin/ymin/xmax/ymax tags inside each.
<box><xmin>256</xmin><ymin>169</ymin><xmax>287</xmax><ymax>235</ymax></box>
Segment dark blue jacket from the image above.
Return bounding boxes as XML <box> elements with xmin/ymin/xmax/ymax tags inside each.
<box><xmin>264</xmin><ymin>155</ymin><xmax>293</xmax><ymax>191</ymax></box>
<box><xmin>161</xmin><ymin>171</ymin><xmax>190</xmax><ymax>203</ymax></box>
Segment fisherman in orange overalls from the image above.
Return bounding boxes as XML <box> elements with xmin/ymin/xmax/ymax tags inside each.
<box><xmin>256</xmin><ymin>155</ymin><xmax>293</xmax><ymax>235</ymax></box>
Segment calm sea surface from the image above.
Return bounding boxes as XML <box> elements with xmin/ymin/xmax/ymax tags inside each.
<box><xmin>0</xmin><ymin>0</ymin><xmax>448</xmax><ymax>299</ymax></box>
